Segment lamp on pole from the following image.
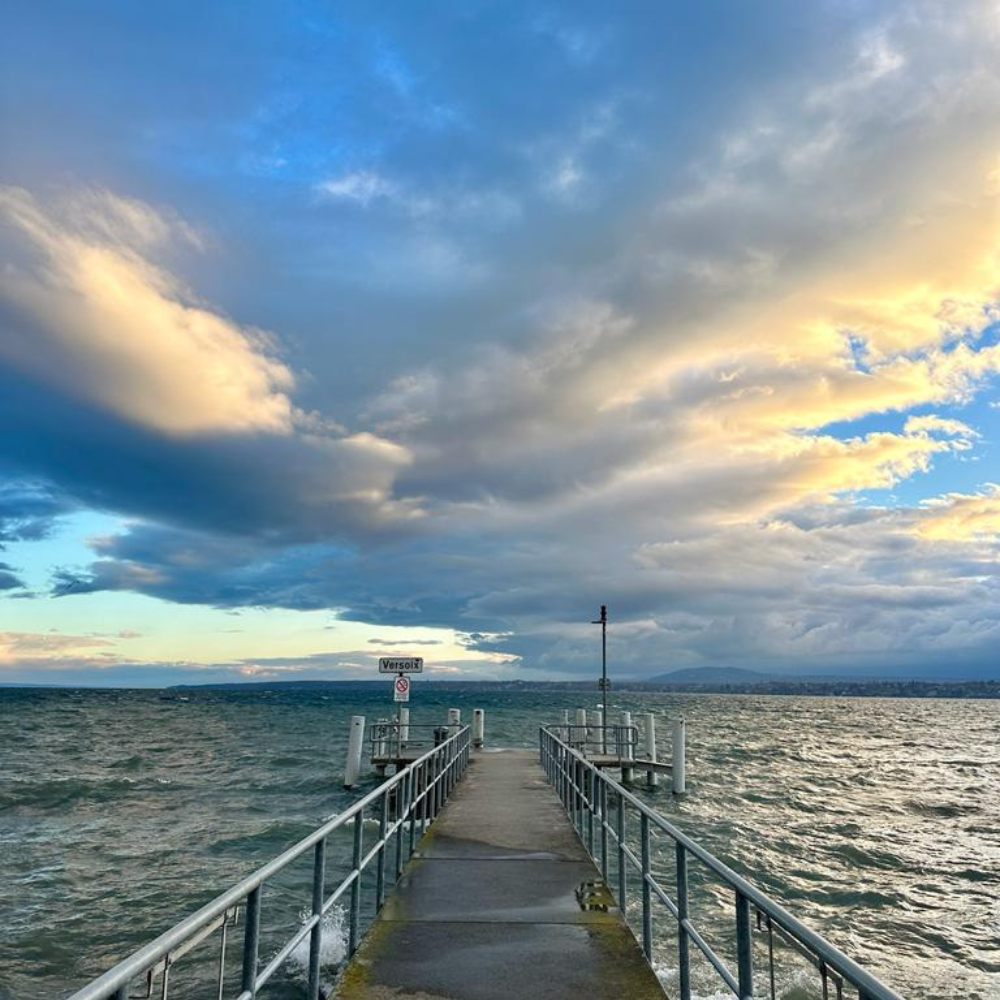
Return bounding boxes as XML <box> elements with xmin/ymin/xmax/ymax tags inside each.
<box><xmin>592</xmin><ymin>604</ymin><xmax>608</xmax><ymax>699</ymax></box>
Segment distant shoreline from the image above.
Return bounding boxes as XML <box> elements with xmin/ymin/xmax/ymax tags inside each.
<box><xmin>3</xmin><ymin>679</ymin><xmax>998</xmax><ymax>698</ymax></box>
<box><xmin>177</xmin><ymin>678</ymin><xmax>1000</xmax><ymax>698</ymax></box>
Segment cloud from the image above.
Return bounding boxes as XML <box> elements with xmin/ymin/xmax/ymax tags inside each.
<box><xmin>317</xmin><ymin>171</ymin><xmax>403</xmax><ymax>207</ymax></box>
<box><xmin>0</xmin><ymin>481</ymin><xmax>74</xmax><ymax>543</ymax></box>
<box><xmin>3</xmin><ymin>0</ymin><xmax>1000</xmax><ymax>682</ymax></box>
<box><xmin>903</xmin><ymin>415</ymin><xmax>978</xmax><ymax>439</ymax></box>
<box><xmin>0</xmin><ymin>629</ymin><xmax>119</xmax><ymax>666</ymax></box>
<box><xmin>918</xmin><ymin>485</ymin><xmax>1000</xmax><ymax>540</ymax></box>
<box><xmin>0</xmin><ymin>563</ymin><xmax>24</xmax><ymax>590</ymax></box>
<box><xmin>0</xmin><ymin>187</ymin><xmax>296</xmax><ymax>436</ymax></box>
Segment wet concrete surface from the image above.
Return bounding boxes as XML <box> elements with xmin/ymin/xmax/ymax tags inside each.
<box><xmin>334</xmin><ymin>749</ymin><xmax>666</xmax><ymax>1000</ymax></box>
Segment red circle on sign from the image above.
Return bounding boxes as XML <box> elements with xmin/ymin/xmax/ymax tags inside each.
<box><xmin>395</xmin><ymin>676</ymin><xmax>409</xmax><ymax>692</ymax></box>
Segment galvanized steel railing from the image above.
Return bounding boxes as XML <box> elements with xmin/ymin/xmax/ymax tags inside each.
<box><xmin>368</xmin><ymin>721</ymin><xmax>461</xmax><ymax>760</ymax></box>
<box><xmin>550</xmin><ymin>723</ymin><xmax>638</xmax><ymax>758</ymax></box>
<box><xmin>539</xmin><ymin>726</ymin><xmax>903</xmax><ymax>1000</ymax></box>
<box><xmin>66</xmin><ymin>726</ymin><xmax>472</xmax><ymax>1000</ymax></box>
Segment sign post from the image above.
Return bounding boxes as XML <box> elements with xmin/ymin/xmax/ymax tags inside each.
<box><xmin>380</xmin><ymin>657</ymin><xmax>423</xmax><ymax>758</ymax></box>
<box><xmin>393</xmin><ymin>674</ymin><xmax>411</xmax><ymax>702</ymax></box>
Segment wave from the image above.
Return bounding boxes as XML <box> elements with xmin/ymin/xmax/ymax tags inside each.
<box><xmin>0</xmin><ymin>775</ymin><xmax>157</xmax><ymax>810</ymax></box>
<box><xmin>207</xmin><ymin>820</ymin><xmax>319</xmax><ymax>854</ymax></box>
<box><xmin>286</xmin><ymin>906</ymin><xmax>347</xmax><ymax>980</ymax></box>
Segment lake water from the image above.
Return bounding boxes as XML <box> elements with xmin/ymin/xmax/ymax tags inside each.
<box><xmin>1</xmin><ymin>688</ymin><xmax>997</xmax><ymax>1000</ymax></box>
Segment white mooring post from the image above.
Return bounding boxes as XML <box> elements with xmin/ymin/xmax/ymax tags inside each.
<box><xmin>448</xmin><ymin>707</ymin><xmax>461</xmax><ymax>737</ymax></box>
<box><xmin>561</xmin><ymin>708</ymin><xmax>570</xmax><ymax>741</ymax></box>
<box><xmin>575</xmin><ymin>708</ymin><xmax>588</xmax><ymax>750</ymax></box>
<box><xmin>472</xmin><ymin>708</ymin><xmax>485</xmax><ymax>748</ymax></box>
<box><xmin>672</xmin><ymin>717</ymin><xmax>686</xmax><ymax>795</ymax></box>
<box><xmin>621</xmin><ymin>710</ymin><xmax>634</xmax><ymax>783</ymax></box>
<box><xmin>644</xmin><ymin>712</ymin><xmax>659</xmax><ymax>788</ymax></box>
<box><xmin>399</xmin><ymin>706</ymin><xmax>410</xmax><ymax>746</ymax></box>
<box><xmin>594</xmin><ymin>709</ymin><xmax>605</xmax><ymax>755</ymax></box>
<box><xmin>344</xmin><ymin>715</ymin><xmax>366</xmax><ymax>789</ymax></box>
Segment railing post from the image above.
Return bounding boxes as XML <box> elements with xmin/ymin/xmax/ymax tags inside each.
<box><xmin>376</xmin><ymin>794</ymin><xmax>388</xmax><ymax>912</ymax></box>
<box><xmin>736</xmin><ymin>890</ymin><xmax>754</xmax><ymax>999</ymax></box>
<box><xmin>568</xmin><ymin>750</ymin><xmax>573</xmax><ymax>815</ymax></box>
<box><xmin>421</xmin><ymin>760</ymin><xmax>429</xmax><ymax>833</ymax></box>
<box><xmin>570</xmin><ymin>756</ymin><xmax>578</xmax><ymax>829</ymax></box>
<box><xmin>241</xmin><ymin>886</ymin><xmax>261</xmax><ymax>998</ymax></box>
<box><xmin>586</xmin><ymin>765</ymin><xmax>595</xmax><ymax>856</ymax></box>
<box><xmin>395</xmin><ymin>773</ymin><xmax>406</xmax><ymax>879</ymax></box>
<box><xmin>434</xmin><ymin>749</ymin><xmax>441</xmax><ymax>816</ymax></box>
<box><xmin>621</xmin><ymin>710</ymin><xmax>634</xmax><ymax>783</ymax></box>
<box><xmin>435</xmin><ymin>748</ymin><xmax>443</xmax><ymax>815</ymax></box>
<box><xmin>640</xmin><ymin>812</ymin><xmax>652</xmax><ymax>959</ymax></box>
<box><xmin>428</xmin><ymin>756</ymin><xmax>436</xmax><ymax>822</ymax></box>
<box><xmin>616</xmin><ymin>791</ymin><xmax>627</xmax><ymax>915</ymax></box>
<box><xmin>600</xmin><ymin>779</ymin><xmax>609</xmax><ymax>882</ymax></box>
<box><xmin>577</xmin><ymin>759</ymin><xmax>585</xmax><ymax>834</ymax></box>
<box><xmin>349</xmin><ymin>808</ymin><xmax>364</xmax><ymax>956</ymax></box>
<box><xmin>409</xmin><ymin>766</ymin><xmax>417</xmax><ymax>855</ymax></box>
<box><xmin>307</xmin><ymin>840</ymin><xmax>326</xmax><ymax>1000</ymax></box>
<box><xmin>676</xmin><ymin>843</ymin><xmax>691</xmax><ymax>1000</ymax></box>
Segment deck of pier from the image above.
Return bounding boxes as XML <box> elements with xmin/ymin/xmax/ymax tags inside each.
<box><xmin>335</xmin><ymin>748</ymin><xmax>665</xmax><ymax>1000</ymax></box>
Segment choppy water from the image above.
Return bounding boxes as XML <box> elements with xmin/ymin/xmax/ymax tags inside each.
<box><xmin>0</xmin><ymin>688</ymin><xmax>997</xmax><ymax>1000</ymax></box>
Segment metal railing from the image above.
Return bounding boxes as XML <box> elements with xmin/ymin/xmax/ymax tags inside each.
<box><xmin>368</xmin><ymin>721</ymin><xmax>459</xmax><ymax>760</ymax></box>
<box><xmin>539</xmin><ymin>726</ymin><xmax>903</xmax><ymax>1000</ymax></box>
<box><xmin>66</xmin><ymin>726</ymin><xmax>472</xmax><ymax>1000</ymax></box>
<box><xmin>550</xmin><ymin>723</ymin><xmax>638</xmax><ymax>758</ymax></box>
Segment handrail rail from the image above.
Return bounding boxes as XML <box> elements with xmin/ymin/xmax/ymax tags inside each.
<box><xmin>367</xmin><ymin>721</ymin><xmax>458</xmax><ymax>757</ymax></box>
<box><xmin>539</xmin><ymin>725</ymin><xmax>904</xmax><ymax>1000</ymax></box>
<box><xmin>550</xmin><ymin>723</ymin><xmax>638</xmax><ymax>757</ymax></box>
<box><xmin>66</xmin><ymin>726</ymin><xmax>472</xmax><ymax>1000</ymax></box>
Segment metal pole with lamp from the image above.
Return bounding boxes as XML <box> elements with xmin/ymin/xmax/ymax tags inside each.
<box><xmin>592</xmin><ymin>605</ymin><xmax>607</xmax><ymax>752</ymax></box>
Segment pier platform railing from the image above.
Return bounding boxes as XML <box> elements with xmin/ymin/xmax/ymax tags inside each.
<box><xmin>66</xmin><ymin>726</ymin><xmax>472</xmax><ymax>1000</ymax></box>
<box><xmin>551</xmin><ymin>722</ymin><xmax>638</xmax><ymax>758</ymax></box>
<box><xmin>367</xmin><ymin>721</ymin><xmax>461</xmax><ymax>760</ymax></box>
<box><xmin>539</xmin><ymin>726</ymin><xmax>903</xmax><ymax>1000</ymax></box>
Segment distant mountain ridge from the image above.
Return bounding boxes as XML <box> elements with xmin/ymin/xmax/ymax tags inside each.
<box><xmin>645</xmin><ymin>667</ymin><xmax>773</xmax><ymax>685</ymax></box>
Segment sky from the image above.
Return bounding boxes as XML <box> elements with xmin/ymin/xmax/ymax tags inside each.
<box><xmin>1</xmin><ymin>1</ymin><xmax>999</xmax><ymax>686</ymax></box>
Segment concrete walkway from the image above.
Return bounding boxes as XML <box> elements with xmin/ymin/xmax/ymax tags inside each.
<box><xmin>334</xmin><ymin>748</ymin><xmax>665</xmax><ymax>1000</ymax></box>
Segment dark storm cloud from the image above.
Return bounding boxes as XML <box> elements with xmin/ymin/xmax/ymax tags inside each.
<box><xmin>0</xmin><ymin>480</ymin><xmax>74</xmax><ymax>543</ymax></box>
<box><xmin>0</xmin><ymin>562</ymin><xmax>24</xmax><ymax>590</ymax></box>
<box><xmin>0</xmin><ymin>367</ymin><xmax>420</xmax><ymax>546</ymax></box>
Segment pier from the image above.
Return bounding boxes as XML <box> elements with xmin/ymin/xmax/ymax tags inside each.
<box><xmin>335</xmin><ymin>748</ymin><xmax>664</xmax><ymax>1000</ymax></box>
<box><xmin>64</xmin><ymin>716</ymin><xmax>904</xmax><ymax>1000</ymax></box>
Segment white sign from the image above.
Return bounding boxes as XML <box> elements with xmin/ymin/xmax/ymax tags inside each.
<box><xmin>378</xmin><ymin>656</ymin><xmax>424</xmax><ymax>674</ymax></box>
<box><xmin>393</xmin><ymin>675</ymin><xmax>411</xmax><ymax>702</ymax></box>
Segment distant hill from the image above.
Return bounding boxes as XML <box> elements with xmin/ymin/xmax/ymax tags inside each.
<box><xmin>645</xmin><ymin>667</ymin><xmax>773</xmax><ymax>686</ymax></box>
